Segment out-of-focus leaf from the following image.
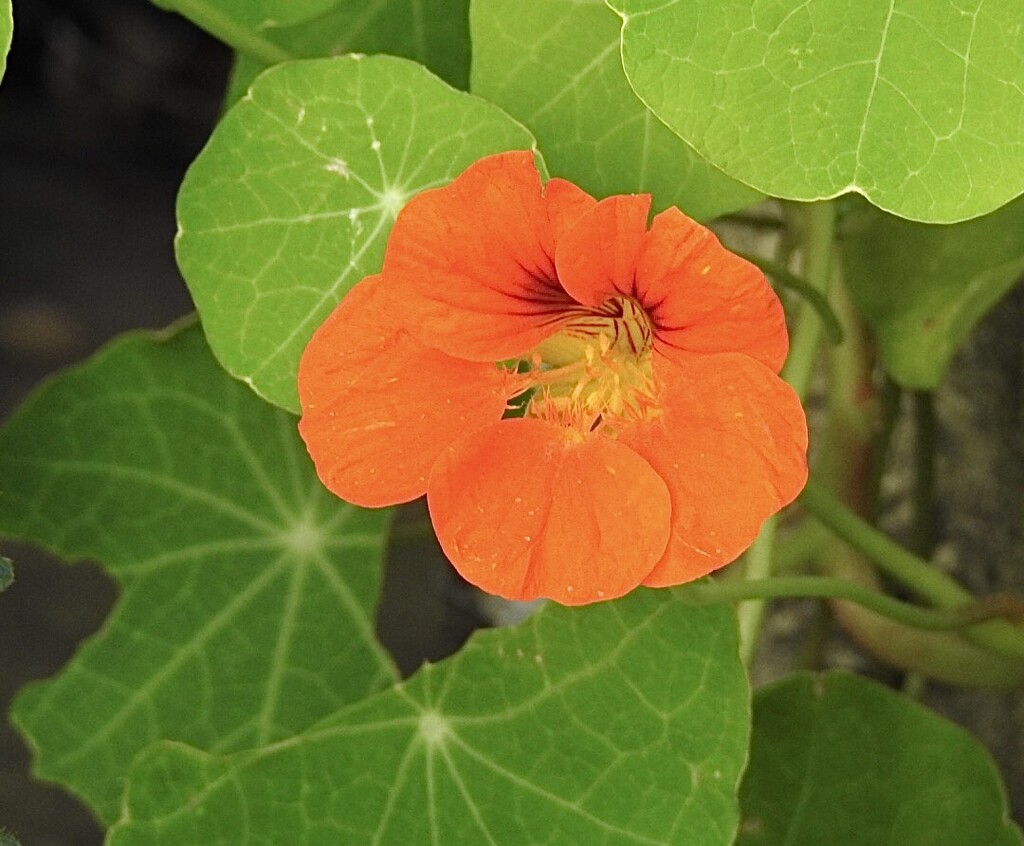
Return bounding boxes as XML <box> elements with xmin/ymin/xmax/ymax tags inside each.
<box><xmin>738</xmin><ymin>672</ymin><xmax>1023</xmax><ymax>846</ymax></box>
<box><xmin>226</xmin><ymin>0</ymin><xmax>471</xmax><ymax>105</ymax></box>
<box><xmin>153</xmin><ymin>0</ymin><xmax>336</xmax><ymax>32</ymax></box>
<box><xmin>2</xmin><ymin>324</ymin><xmax>394</xmax><ymax>822</ymax></box>
<box><xmin>844</xmin><ymin>195</ymin><xmax>1024</xmax><ymax>387</ymax></box>
<box><xmin>471</xmin><ymin>0</ymin><xmax>760</xmax><ymax>220</ymax></box>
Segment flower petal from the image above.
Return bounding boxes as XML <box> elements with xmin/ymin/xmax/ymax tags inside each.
<box><xmin>637</xmin><ymin>207</ymin><xmax>789</xmax><ymax>373</ymax></box>
<box><xmin>619</xmin><ymin>353</ymin><xmax>808</xmax><ymax>586</ymax></box>
<box><xmin>543</xmin><ymin>177</ymin><xmax>599</xmax><ymax>243</ymax></box>
<box><xmin>554</xmin><ymin>194</ymin><xmax>652</xmax><ymax>305</ymax></box>
<box><xmin>382</xmin><ymin>151</ymin><xmax>592</xmax><ymax>361</ymax></box>
<box><xmin>298</xmin><ymin>275</ymin><xmax>512</xmax><ymax>507</ymax></box>
<box><xmin>427</xmin><ymin>418</ymin><xmax>671</xmax><ymax>605</ymax></box>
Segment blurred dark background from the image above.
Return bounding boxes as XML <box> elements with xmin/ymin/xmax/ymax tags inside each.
<box><xmin>1</xmin><ymin>3</ymin><xmax>228</xmax><ymax>843</ymax></box>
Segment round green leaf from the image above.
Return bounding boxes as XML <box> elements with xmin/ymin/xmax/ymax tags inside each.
<box><xmin>177</xmin><ymin>54</ymin><xmax>537</xmax><ymax>411</ymax></box>
<box><xmin>153</xmin><ymin>0</ymin><xmax>336</xmax><ymax>31</ymax></box>
<box><xmin>110</xmin><ymin>591</ymin><xmax>750</xmax><ymax>846</ymax></box>
<box><xmin>1</xmin><ymin>324</ymin><xmax>395</xmax><ymax>822</ymax></box>
<box><xmin>471</xmin><ymin>0</ymin><xmax>760</xmax><ymax>220</ymax></box>
<box><xmin>739</xmin><ymin>672</ymin><xmax>1023</xmax><ymax>846</ymax></box>
<box><xmin>609</xmin><ymin>0</ymin><xmax>1024</xmax><ymax>223</ymax></box>
<box><xmin>843</xmin><ymin>195</ymin><xmax>1024</xmax><ymax>387</ymax></box>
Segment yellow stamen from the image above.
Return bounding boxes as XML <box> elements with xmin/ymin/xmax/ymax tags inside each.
<box><xmin>520</xmin><ymin>296</ymin><xmax>660</xmax><ymax>437</ymax></box>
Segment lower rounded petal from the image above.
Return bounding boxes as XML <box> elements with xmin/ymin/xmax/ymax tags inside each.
<box><xmin>298</xmin><ymin>275</ymin><xmax>512</xmax><ymax>507</ymax></box>
<box><xmin>619</xmin><ymin>353</ymin><xmax>809</xmax><ymax>586</ymax></box>
<box><xmin>427</xmin><ymin>418</ymin><xmax>671</xmax><ymax>605</ymax></box>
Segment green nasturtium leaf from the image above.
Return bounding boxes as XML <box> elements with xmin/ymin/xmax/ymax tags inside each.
<box><xmin>738</xmin><ymin>672</ymin><xmax>1023</xmax><ymax>846</ymax></box>
<box><xmin>152</xmin><ymin>0</ymin><xmax>336</xmax><ymax>32</ymax></box>
<box><xmin>844</xmin><ymin>195</ymin><xmax>1024</xmax><ymax>388</ymax></box>
<box><xmin>471</xmin><ymin>0</ymin><xmax>760</xmax><ymax>220</ymax></box>
<box><xmin>609</xmin><ymin>0</ymin><xmax>1024</xmax><ymax>223</ymax></box>
<box><xmin>226</xmin><ymin>0</ymin><xmax>471</xmax><ymax>106</ymax></box>
<box><xmin>177</xmin><ymin>54</ymin><xmax>537</xmax><ymax>412</ymax></box>
<box><xmin>1</xmin><ymin>324</ymin><xmax>395</xmax><ymax>823</ymax></box>
<box><xmin>0</xmin><ymin>0</ymin><xmax>11</xmax><ymax>82</ymax></box>
<box><xmin>109</xmin><ymin>590</ymin><xmax>749</xmax><ymax>846</ymax></box>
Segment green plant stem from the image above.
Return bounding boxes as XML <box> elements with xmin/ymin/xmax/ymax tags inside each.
<box><xmin>736</xmin><ymin>519</ymin><xmax>777</xmax><ymax>660</ymax></box>
<box><xmin>158</xmin><ymin>0</ymin><xmax>291</xmax><ymax>64</ymax></box>
<box><xmin>799</xmin><ymin>478</ymin><xmax>1024</xmax><ymax>660</ymax></box>
<box><xmin>912</xmin><ymin>390</ymin><xmax>938</xmax><ymax>556</ymax></box>
<box><xmin>780</xmin><ymin>202</ymin><xmax>838</xmax><ymax>396</ymax></box>
<box><xmin>686</xmin><ymin>576</ymin><xmax>1021</xmax><ymax>632</ymax></box>
<box><xmin>773</xmin><ymin>520</ymin><xmax>831</xmax><ymax>573</ymax></box>
<box><xmin>734</xmin><ymin>250</ymin><xmax>843</xmax><ymax>344</ymax></box>
<box><xmin>867</xmin><ymin>376</ymin><xmax>902</xmax><ymax>520</ymax></box>
<box><xmin>737</xmin><ymin>201</ymin><xmax>837</xmax><ymax>663</ymax></box>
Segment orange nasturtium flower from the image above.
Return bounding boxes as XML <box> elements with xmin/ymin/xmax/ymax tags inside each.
<box><xmin>298</xmin><ymin>151</ymin><xmax>808</xmax><ymax>606</ymax></box>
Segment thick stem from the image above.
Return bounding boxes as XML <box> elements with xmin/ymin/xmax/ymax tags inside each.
<box><xmin>821</xmin><ymin>545</ymin><xmax>1024</xmax><ymax>688</ymax></box>
<box><xmin>689</xmin><ymin>576</ymin><xmax>1024</xmax><ymax>632</ymax></box>
<box><xmin>780</xmin><ymin>202</ymin><xmax>837</xmax><ymax>396</ymax></box>
<box><xmin>158</xmin><ymin>0</ymin><xmax>292</xmax><ymax>64</ymax></box>
<box><xmin>800</xmin><ymin>479</ymin><xmax>1024</xmax><ymax>661</ymax></box>
<box><xmin>912</xmin><ymin>389</ymin><xmax>938</xmax><ymax>556</ymax></box>
<box><xmin>805</xmin><ymin>254</ymin><xmax>1024</xmax><ymax>681</ymax></box>
<box><xmin>737</xmin><ymin>201</ymin><xmax>836</xmax><ymax>662</ymax></box>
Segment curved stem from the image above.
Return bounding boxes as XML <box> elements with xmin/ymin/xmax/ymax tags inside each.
<box><xmin>799</xmin><ymin>478</ymin><xmax>1024</xmax><ymax>660</ymax></box>
<box><xmin>736</xmin><ymin>519</ymin><xmax>777</xmax><ymax>662</ymax></box>
<box><xmin>737</xmin><ymin>201</ymin><xmax>837</xmax><ymax>663</ymax></box>
<box><xmin>911</xmin><ymin>389</ymin><xmax>938</xmax><ymax>556</ymax></box>
<box><xmin>735</xmin><ymin>250</ymin><xmax>843</xmax><ymax>343</ymax></box>
<box><xmin>157</xmin><ymin>0</ymin><xmax>292</xmax><ymax>64</ymax></box>
<box><xmin>780</xmin><ymin>202</ymin><xmax>838</xmax><ymax>395</ymax></box>
<box><xmin>686</xmin><ymin>576</ymin><xmax>1023</xmax><ymax>632</ymax></box>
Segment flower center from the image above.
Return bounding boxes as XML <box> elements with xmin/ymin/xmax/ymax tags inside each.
<box><xmin>521</xmin><ymin>297</ymin><xmax>660</xmax><ymax>437</ymax></box>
